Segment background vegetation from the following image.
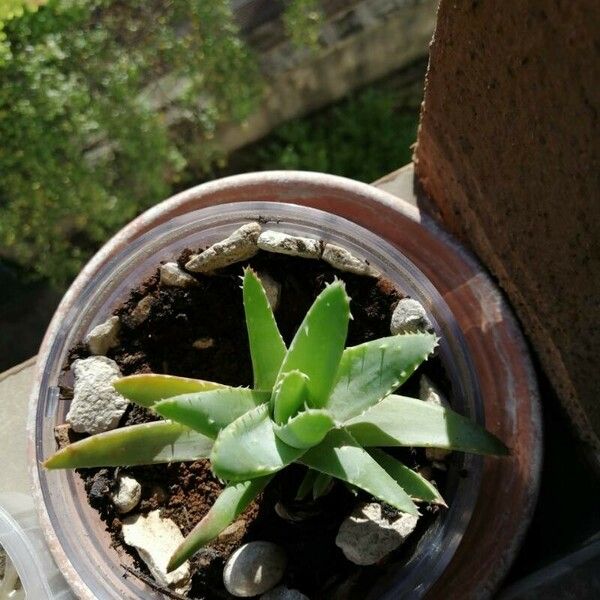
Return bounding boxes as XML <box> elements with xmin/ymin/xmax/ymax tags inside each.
<box><xmin>0</xmin><ymin>0</ymin><xmax>419</xmax><ymax>287</ymax></box>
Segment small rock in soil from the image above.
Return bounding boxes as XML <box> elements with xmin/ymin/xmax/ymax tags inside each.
<box><xmin>257</xmin><ymin>271</ymin><xmax>281</xmax><ymax>310</ymax></box>
<box><xmin>192</xmin><ymin>337</ymin><xmax>215</xmax><ymax>350</ymax></box>
<box><xmin>390</xmin><ymin>298</ymin><xmax>433</xmax><ymax>335</ymax></box>
<box><xmin>257</xmin><ymin>231</ymin><xmax>322</xmax><ymax>259</ymax></box>
<box><xmin>216</xmin><ymin>520</ymin><xmax>246</xmax><ymax>544</ymax></box>
<box><xmin>322</xmin><ymin>243</ymin><xmax>378</xmax><ymax>277</ymax></box>
<box><xmin>85</xmin><ymin>315</ymin><xmax>121</xmax><ymax>355</ymax></box>
<box><xmin>66</xmin><ymin>356</ymin><xmax>129</xmax><ymax>434</ymax></box>
<box><xmin>223</xmin><ymin>541</ymin><xmax>287</xmax><ymax>597</ymax></box>
<box><xmin>186</xmin><ymin>222</ymin><xmax>261</xmax><ymax>273</ymax></box>
<box><xmin>129</xmin><ymin>295</ymin><xmax>156</xmax><ymax>327</ymax></box>
<box><xmin>335</xmin><ymin>502</ymin><xmax>418</xmax><ymax>566</ymax></box>
<box><xmin>159</xmin><ymin>262</ymin><xmax>198</xmax><ymax>288</ymax></box>
<box><xmin>87</xmin><ymin>469</ymin><xmax>113</xmax><ymax>507</ymax></box>
<box><xmin>420</xmin><ymin>375</ymin><xmax>452</xmax><ymax>461</ymax></box>
<box><xmin>261</xmin><ymin>585</ymin><xmax>310</xmax><ymax>600</ymax></box>
<box><xmin>53</xmin><ymin>423</ymin><xmax>75</xmax><ymax>450</ymax></box>
<box><xmin>111</xmin><ymin>474</ymin><xmax>142</xmax><ymax>514</ymax></box>
<box><xmin>122</xmin><ymin>510</ymin><xmax>191</xmax><ymax>595</ymax></box>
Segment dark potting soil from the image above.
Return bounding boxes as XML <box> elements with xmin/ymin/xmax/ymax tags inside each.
<box><xmin>62</xmin><ymin>249</ymin><xmax>450</xmax><ymax>599</ymax></box>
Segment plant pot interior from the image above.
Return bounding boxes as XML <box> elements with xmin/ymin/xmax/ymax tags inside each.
<box><xmin>31</xmin><ymin>200</ymin><xmax>510</xmax><ymax>599</ymax></box>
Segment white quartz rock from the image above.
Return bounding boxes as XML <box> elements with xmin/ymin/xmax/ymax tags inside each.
<box><xmin>111</xmin><ymin>475</ymin><xmax>141</xmax><ymax>514</ymax></box>
<box><xmin>257</xmin><ymin>230</ymin><xmax>322</xmax><ymax>259</ymax></box>
<box><xmin>223</xmin><ymin>541</ymin><xmax>287</xmax><ymax>597</ymax></box>
<box><xmin>322</xmin><ymin>243</ymin><xmax>378</xmax><ymax>277</ymax></box>
<box><xmin>85</xmin><ymin>316</ymin><xmax>121</xmax><ymax>356</ymax></box>
<box><xmin>390</xmin><ymin>298</ymin><xmax>433</xmax><ymax>334</ymax></box>
<box><xmin>186</xmin><ymin>222</ymin><xmax>261</xmax><ymax>273</ymax></box>
<box><xmin>122</xmin><ymin>510</ymin><xmax>191</xmax><ymax>595</ymax></box>
<box><xmin>335</xmin><ymin>502</ymin><xmax>418</xmax><ymax>566</ymax></box>
<box><xmin>257</xmin><ymin>272</ymin><xmax>281</xmax><ymax>310</ymax></box>
<box><xmin>159</xmin><ymin>262</ymin><xmax>198</xmax><ymax>287</ymax></box>
<box><xmin>261</xmin><ymin>585</ymin><xmax>309</xmax><ymax>600</ymax></box>
<box><xmin>420</xmin><ymin>375</ymin><xmax>452</xmax><ymax>461</ymax></box>
<box><xmin>66</xmin><ymin>357</ymin><xmax>129</xmax><ymax>434</ymax></box>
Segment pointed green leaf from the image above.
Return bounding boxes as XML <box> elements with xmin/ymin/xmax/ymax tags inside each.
<box><xmin>312</xmin><ymin>472</ymin><xmax>333</xmax><ymax>500</ymax></box>
<box><xmin>299</xmin><ymin>429</ymin><xmax>418</xmax><ymax>515</ymax></box>
<box><xmin>44</xmin><ymin>421</ymin><xmax>212</xmax><ymax>469</ymax></box>
<box><xmin>346</xmin><ymin>395</ymin><xmax>509</xmax><ymax>456</ymax></box>
<box><xmin>327</xmin><ymin>333</ymin><xmax>438</xmax><ymax>423</ymax></box>
<box><xmin>274</xmin><ymin>409</ymin><xmax>335</xmax><ymax>449</ymax></box>
<box><xmin>243</xmin><ymin>268</ymin><xmax>287</xmax><ymax>390</ymax></box>
<box><xmin>272</xmin><ymin>370</ymin><xmax>309</xmax><ymax>424</ymax></box>
<box><xmin>211</xmin><ymin>404</ymin><xmax>305</xmax><ymax>482</ymax></box>
<box><xmin>167</xmin><ymin>476</ymin><xmax>272</xmax><ymax>572</ymax></box>
<box><xmin>275</xmin><ymin>281</ymin><xmax>350</xmax><ymax>408</ymax></box>
<box><xmin>154</xmin><ymin>389</ymin><xmax>270</xmax><ymax>438</ymax></box>
<box><xmin>368</xmin><ymin>448</ymin><xmax>445</xmax><ymax>505</ymax></box>
<box><xmin>114</xmin><ymin>374</ymin><xmax>225</xmax><ymax>408</ymax></box>
<box><xmin>296</xmin><ymin>468</ymin><xmax>318</xmax><ymax>500</ymax></box>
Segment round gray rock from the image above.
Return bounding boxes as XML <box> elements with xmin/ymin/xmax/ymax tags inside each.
<box><xmin>223</xmin><ymin>541</ymin><xmax>286</xmax><ymax>597</ymax></box>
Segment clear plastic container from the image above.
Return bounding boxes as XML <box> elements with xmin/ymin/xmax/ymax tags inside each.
<box><xmin>30</xmin><ymin>201</ymin><xmax>485</xmax><ymax>599</ymax></box>
<box><xmin>0</xmin><ymin>493</ymin><xmax>73</xmax><ymax>599</ymax></box>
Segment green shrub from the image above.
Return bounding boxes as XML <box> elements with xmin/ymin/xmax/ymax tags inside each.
<box><xmin>0</xmin><ymin>0</ymin><xmax>261</xmax><ymax>285</ymax></box>
<box><xmin>254</xmin><ymin>88</ymin><xmax>419</xmax><ymax>183</ymax></box>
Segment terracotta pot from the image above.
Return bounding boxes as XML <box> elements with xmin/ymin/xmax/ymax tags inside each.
<box><xmin>27</xmin><ymin>171</ymin><xmax>541</xmax><ymax>599</ymax></box>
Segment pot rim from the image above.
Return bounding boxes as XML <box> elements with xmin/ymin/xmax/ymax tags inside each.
<box><xmin>27</xmin><ymin>170</ymin><xmax>542</xmax><ymax>600</ymax></box>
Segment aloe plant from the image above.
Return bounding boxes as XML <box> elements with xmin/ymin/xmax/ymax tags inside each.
<box><xmin>45</xmin><ymin>268</ymin><xmax>507</xmax><ymax>573</ymax></box>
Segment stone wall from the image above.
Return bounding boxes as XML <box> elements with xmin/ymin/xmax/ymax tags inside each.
<box><xmin>415</xmin><ymin>1</ymin><xmax>600</xmax><ymax>450</ymax></box>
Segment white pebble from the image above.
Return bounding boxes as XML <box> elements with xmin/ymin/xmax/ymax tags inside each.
<box><xmin>257</xmin><ymin>231</ymin><xmax>322</xmax><ymax>259</ymax></box>
<box><xmin>186</xmin><ymin>222</ymin><xmax>261</xmax><ymax>273</ymax></box>
<box><xmin>85</xmin><ymin>316</ymin><xmax>121</xmax><ymax>356</ymax></box>
<box><xmin>420</xmin><ymin>376</ymin><xmax>452</xmax><ymax>461</ymax></box>
<box><xmin>111</xmin><ymin>475</ymin><xmax>141</xmax><ymax>514</ymax></box>
<box><xmin>159</xmin><ymin>262</ymin><xmax>198</xmax><ymax>288</ymax></box>
<box><xmin>257</xmin><ymin>272</ymin><xmax>281</xmax><ymax>310</ymax></box>
<box><xmin>122</xmin><ymin>510</ymin><xmax>191</xmax><ymax>595</ymax></box>
<box><xmin>335</xmin><ymin>502</ymin><xmax>418</xmax><ymax>565</ymax></box>
<box><xmin>66</xmin><ymin>357</ymin><xmax>129</xmax><ymax>434</ymax></box>
<box><xmin>322</xmin><ymin>243</ymin><xmax>378</xmax><ymax>277</ymax></box>
<box><xmin>223</xmin><ymin>541</ymin><xmax>287</xmax><ymax>597</ymax></box>
<box><xmin>261</xmin><ymin>585</ymin><xmax>309</xmax><ymax>600</ymax></box>
<box><xmin>390</xmin><ymin>298</ymin><xmax>432</xmax><ymax>334</ymax></box>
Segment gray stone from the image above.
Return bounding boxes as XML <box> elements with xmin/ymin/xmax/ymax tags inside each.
<box><xmin>186</xmin><ymin>223</ymin><xmax>261</xmax><ymax>273</ymax></box>
<box><xmin>335</xmin><ymin>502</ymin><xmax>418</xmax><ymax>565</ymax></box>
<box><xmin>419</xmin><ymin>375</ymin><xmax>452</xmax><ymax>461</ymax></box>
<box><xmin>122</xmin><ymin>510</ymin><xmax>191</xmax><ymax>595</ymax></box>
<box><xmin>66</xmin><ymin>357</ymin><xmax>129</xmax><ymax>434</ymax></box>
<box><xmin>322</xmin><ymin>243</ymin><xmax>378</xmax><ymax>277</ymax></box>
<box><xmin>159</xmin><ymin>262</ymin><xmax>198</xmax><ymax>288</ymax></box>
<box><xmin>111</xmin><ymin>475</ymin><xmax>141</xmax><ymax>514</ymax></box>
<box><xmin>85</xmin><ymin>316</ymin><xmax>121</xmax><ymax>356</ymax></box>
<box><xmin>390</xmin><ymin>298</ymin><xmax>433</xmax><ymax>334</ymax></box>
<box><xmin>261</xmin><ymin>585</ymin><xmax>309</xmax><ymax>600</ymax></box>
<box><xmin>223</xmin><ymin>541</ymin><xmax>286</xmax><ymax>597</ymax></box>
<box><xmin>257</xmin><ymin>231</ymin><xmax>322</xmax><ymax>259</ymax></box>
<box><xmin>257</xmin><ymin>272</ymin><xmax>281</xmax><ymax>310</ymax></box>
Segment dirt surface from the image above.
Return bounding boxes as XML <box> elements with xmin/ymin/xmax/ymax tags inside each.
<box><xmin>61</xmin><ymin>249</ymin><xmax>449</xmax><ymax>599</ymax></box>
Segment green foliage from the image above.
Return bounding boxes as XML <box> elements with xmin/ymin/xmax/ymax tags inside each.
<box><xmin>45</xmin><ymin>267</ymin><xmax>507</xmax><ymax>571</ymax></box>
<box><xmin>255</xmin><ymin>87</ymin><xmax>419</xmax><ymax>182</ymax></box>
<box><xmin>282</xmin><ymin>0</ymin><xmax>323</xmax><ymax>51</ymax></box>
<box><xmin>0</xmin><ymin>0</ymin><xmax>261</xmax><ymax>285</ymax></box>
